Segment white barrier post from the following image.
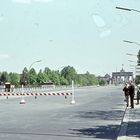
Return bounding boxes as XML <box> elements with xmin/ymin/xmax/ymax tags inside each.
<box><xmin>20</xmin><ymin>84</ymin><xmax>26</xmax><ymax>104</ymax></box>
<box><xmin>70</xmin><ymin>80</ymin><xmax>76</xmax><ymax>104</ymax></box>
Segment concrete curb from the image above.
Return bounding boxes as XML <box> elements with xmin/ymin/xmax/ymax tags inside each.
<box><xmin>117</xmin><ymin>106</ymin><xmax>128</xmax><ymax>140</ymax></box>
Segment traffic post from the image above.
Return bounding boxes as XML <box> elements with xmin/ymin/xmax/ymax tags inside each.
<box><xmin>20</xmin><ymin>84</ymin><xmax>26</xmax><ymax>104</ymax></box>
<box><xmin>70</xmin><ymin>80</ymin><xmax>76</xmax><ymax>104</ymax></box>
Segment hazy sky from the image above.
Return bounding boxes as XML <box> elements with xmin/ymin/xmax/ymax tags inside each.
<box><xmin>0</xmin><ymin>0</ymin><xmax>140</xmax><ymax>76</ymax></box>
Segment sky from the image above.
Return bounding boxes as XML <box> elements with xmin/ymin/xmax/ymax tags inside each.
<box><xmin>0</xmin><ymin>0</ymin><xmax>140</xmax><ymax>76</ymax></box>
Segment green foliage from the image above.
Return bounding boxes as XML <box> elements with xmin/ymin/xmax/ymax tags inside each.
<box><xmin>137</xmin><ymin>50</ymin><xmax>140</xmax><ymax>65</ymax></box>
<box><xmin>46</xmin><ymin>70</ymin><xmax>60</xmax><ymax>85</ymax></box>
<box><xmin>61</xmin><ymin>66</ymin><xmax>77</xmax><ymax>85</ymax></box>
<box><xmin>0</xmin><ymin>65</ymin><xmax>99</xmax><ymax>87</ymax></box>
<box><xmin>9</xmin><ymin>72</ymin><xmax>20</xmax><ymax>86</ymax></box>
<box><xmin>135</xmin><ymin>76</ymin><xmax>140</xmax><ymax>85</ymax></box>
<box><xmin>0</xmin><ymin>71</ymin><xmax>10</xmax><ymax>84</ymax></box>
<box><xmin>28</xmin><ymin>68</ymin><xmax>37</xmax><ymax>85</ymax></box>
<box><xmin>20</xmin><ymin>67</ymin><xmax>28</xmax><ymax>85</ymax></box>
<box><xmin>76</xmin><ymin>72</ymin><xmax>98</xmax><ymax>86</ymax></box>
<box><xmin>37</xmin><ymin>70</ymin><xmax>47</xmax><ymax>84</ymax></box>
<box><xmin>60</xmin><ymin>76</ymin><xmax>68</xmax><ymax>85</ymax></box>
<box><xmin>98</xmin><ymin>79</ymin><xmax>106</xmax><ymax>86</ymax></box>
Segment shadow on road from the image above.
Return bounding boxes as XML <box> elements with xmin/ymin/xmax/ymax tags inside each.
<box><xmin>126</xmin><ymin>121</ymin><xmax>140</xmax><ymax>137</ymax></box>
<box><xmin>70</xmin><ymin>124</ymin><xmax>119</xmax><ymax>139</ymax></box>
<box><xmin>70</xmin><ymin>109</ymin><xmax>125</xmax><ymax>139</ymax></box>
<box><xmin>75</xmin><ymin>110</ymin><xmax>124</xmax><ymax>120</ymax></box>
<box><xmin>70</xmin><ymin>109</ymin><xmax>140</xmax><ymax>139</ymax></box>
<box><xmin>70</xmin><ymin>122</ymin><xmax>140</xmax><ymax>139</ymax></box>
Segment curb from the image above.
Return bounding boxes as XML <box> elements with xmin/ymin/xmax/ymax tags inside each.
<box><xmin>117</xmin><ymin>106</ymin><xmax>129</xmax><ymax>140</ymax></box>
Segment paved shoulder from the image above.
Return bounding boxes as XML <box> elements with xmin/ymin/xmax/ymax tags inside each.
<box><xmin>117</xmin><ymin>104</ymin><xmax>140</xmax><ymax>140</ymax></box>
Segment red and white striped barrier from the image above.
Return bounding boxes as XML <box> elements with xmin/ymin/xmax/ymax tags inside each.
<box><xmin>0</xmin><ymin>92</ymin><xmax>72</xmax><ymax>96</ymax></box>
<box><xmin>0</xmin><ymin>81</ymin><xmax>76</xmax><ymax>105</ymax></box>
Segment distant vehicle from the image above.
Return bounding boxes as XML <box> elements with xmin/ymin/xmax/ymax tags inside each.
<box><xmin>41</xmin><ymin>81</ymin><xmax>55</xmax><ymax>89</ymax></box>
<box><xmin>97</xmin><ymin>84</ymin><xmax>100</xmax><ymax>87</ymax></box>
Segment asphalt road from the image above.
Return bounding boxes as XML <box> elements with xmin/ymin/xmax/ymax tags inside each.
<box><xmin>0</xmin><ymin>85</ymin><xmax>126</xmax><ymax>140</ymax></box>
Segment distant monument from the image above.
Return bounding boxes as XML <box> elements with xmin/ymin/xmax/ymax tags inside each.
<box><xmin>112</xmin><ymin>68</ymin><xmax>133</xmax><ymax>84</ymax></box>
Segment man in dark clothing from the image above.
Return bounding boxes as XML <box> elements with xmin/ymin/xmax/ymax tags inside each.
<box><xmin>128</xmin><ymin>81</ymin><xmax>135</xmax><ymax>108</ymax></box>
<box><xmin>123</xmin><ymin>83</ymin><xmax>129</xmax><ymax>107</ymax></box>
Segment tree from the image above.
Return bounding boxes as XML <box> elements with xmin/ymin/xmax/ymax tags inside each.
<box><xmin>20</xmin><ymin>67</ymin><xmax>28</xmax><ymax>85</ymax></box>
<box><xmin>28</xmin><ymin>68</ymin><xmax>37</xmax><ymax>85</ymax></box>
<box><xmin>44</xmin><ymin>67</ymin><xmax>51</xmax><ymax>74</ymax></box>
<box><xmin>85</xmin><ymin>71</ymin><xmax>97</xmax><ymax>86</ymax></box>
<box><xmin>76</xmin><ymin>72</ymin><xmax>98</xmax><ymax>86</ymax></box>
<box><xmin>9</xmin><ymin>72</ymin><xmax>20</xmax><ymax>87</ymax></box>
<box><xmin>79</xmin><ymin>74</ymin><xmax>89</xmax><ymax>86</ymax></box>
<box><xmin>0</xmin><ymin>65</ymin><xmax>99</xmax><ymax>87</ymax></box>
<box><xmin>60</xmin><ymin>76</ymin><xmax>68</xmax><ymax>85</ymax></box>
<box><xmin>0</xmin><ymin>71</ymin><xmax>10</xmax><ymax>84</ymax></box>
<box><xmin>37</xmin><ymin>70</ymin><xmax>47</xmax><ymax>84</ymax></box>
<box><xmin>98</xmin><ymin>79</ymin><xmax>106</xmax><ymax>86</ymax></box>
<box><xmin>135</xmin><ymin>76</ymin><xmax>140</xmax><ymax>85</ymax></box>
<box><xmin>137</xmin><ymin>50</ymin><xmax>140</xmax><ymax>65</ymax></box>
<box><xmin>61</xmin><ymin>66</ymin><xmax>77</xmax><ymax>85</ymax></box>
<box><xmin>48</xmin><ymin>70</ymin><xmax>61</xmax><ymax>85</ymax></box>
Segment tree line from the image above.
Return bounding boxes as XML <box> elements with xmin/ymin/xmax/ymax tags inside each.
<box><xmin>0</xmin><ymin>65</ymin><xmax>103</xmax><ymax>87</ymax></box>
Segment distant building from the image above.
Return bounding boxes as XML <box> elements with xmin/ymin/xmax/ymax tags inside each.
<box><xmin>97</xmin><ymin>74</ymin><xmax>111</xmax><ymax>85</ymax></box>
<box><xmin>112</xmin><ymin>68</ymin><xmax>133</xmax><ymax>84</ymax></box>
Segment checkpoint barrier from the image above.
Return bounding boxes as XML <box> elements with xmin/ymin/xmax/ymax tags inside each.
<box><xmin>0</xmin><ymin>80</ymin><xmax>76</xmax><ymax>104</ymax></box>
<box><xmin>0</xmin><ymin>91</ymin><xmax>75</xmax><ymax>104</ymax></box>
<box><xmin>0</xmin><ymin>92</ymin><xmax>72</xmax><ymax>96</ymax></box>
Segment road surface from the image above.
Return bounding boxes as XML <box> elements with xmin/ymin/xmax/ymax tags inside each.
<box><xmin>0</xmin><ymin>85</ymin><xmax>125</xmax><ymax>140</ymax></box>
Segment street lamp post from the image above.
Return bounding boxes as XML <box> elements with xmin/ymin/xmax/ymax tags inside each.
<box><xmin>20</xmin><ymin>60</ymin><xmax>42</xmax><ymax>104</ymax></box>
<box><xmin>116</xmin><ymin>6</ymin><xmax>140</xmax><ymax>13</ymax></box>
<box><xmin>128</xmin><ymin>59</ymin><xmax>140</xmax><ymax>65</ymax></box>
<box><xmin>128</xmin><ymin>60</ymin><xmax>140</xmax><ymax>65</ymax></box>
<box><xmin>128</xmin><ymin>60</ymin><xmax>137</xmax><ymax>63</ymax></box>
<box><xmin>128</xmin><ymin>58</ymin><xmax>140</xmax><ymax>85</ymax></box>
<box><xmin>28</xmin><ymin>60</ymin><xmax>42</xmax><ymax>85</ymax></box>
<box><xmin>126</xmin><ymin>53</ymin><xmax>137</xmax><ymax>57</ymax></box>
<box><xmin>29</xmin><ymin>60</ymin><xmax>42</xmax><ymax>70</ymax></box>
<box><xmin>128</xmin><ymin>60</ymin><xmax>136</xmax><ymax>85</ymax></box>
<box><xmin>116</xmin><ymin>6</ymin><xmax>140</xmax><ymax>84</ymax></box>
<box><xmin>124</xmin><ymin>40</ymin><xmax>140</xmax><ymax>46</ymax></box>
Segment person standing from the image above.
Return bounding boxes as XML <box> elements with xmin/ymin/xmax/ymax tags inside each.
<box><xmin>136</xmin><ymin>86</ymin><xmax>140</xmax><ymax>105</ymax></box>
<box><xmin>128</xmin><ymin>81</ymin><xmax>135</xmax><ymax>108</ymax></box>
<box><xmin>123</xmin><ymin>83</ymin><xmax>129</xmax><ymax>107</ymax></box>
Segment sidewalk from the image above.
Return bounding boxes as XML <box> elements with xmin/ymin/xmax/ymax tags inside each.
<box><xmin>117</xmin><ymin>100</ymin><xmax>140</xmax><ymax>140</ymax></box>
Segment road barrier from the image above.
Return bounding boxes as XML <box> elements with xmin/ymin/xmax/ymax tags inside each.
<box><xmin>0</xmin><ymin>91</ymin><xmax>73</xmax><ymax>104</ymax></box>
<box><xmin>0</xmin><ymin>81</ymin><xmax>76</xmax><ymax>104</ymax></box>
<box><xmin>0</xmin><ymin>92</ymin><xmax>72</xmax><ymax>96</ymax></box>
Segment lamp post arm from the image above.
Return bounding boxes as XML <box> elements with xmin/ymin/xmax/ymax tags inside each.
<box><xmin>134</xmin><ymin>42</ymin><xmax>140</xmax><ymax>46</ymax></box>
<box><xmin>123</xmin><ymin>40</ymin><xmax>133</xmax><ymax>43</ymax></box>
<box><xmin>126</xmin><ymin>53</ymin><xmax>137</xmax><ymax>57</ymax></box>
<box><xmin>124</xmin><ymin>40</ymin><xmax>140</xmax><ymax>46</ymax></box>
<box><xmin>29</xmin><ymin>60</ymin><xmax>42</xmax><ymax>70</ymax></box>
<box><xmin>128</xmin><ymin>60</ymin><xmax>137</xmax><ymax>63</ymax></box>
<box><xmin>132</xmin><ymin>9</ymin><xmax>140</xmax><ymax>13</ymax></box>
<box><xmin>116</xmin><ymin>7</ymin><xmax>132</xmax><ymax>11</ymax></box>
<box><xmin>116</xmin><ymin>7</ymin><xmax>140</xmax><ymax>13</ymax></box>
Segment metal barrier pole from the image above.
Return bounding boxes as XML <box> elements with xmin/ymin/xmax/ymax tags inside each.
<box><xmin>70</xmin><ymin>80</ymin><xmax>76</xmax><ymax>104</ymax></box>
<box><xmin>20</xmin><ymin>85</ymin><xmax>26</xmax><ymax>104</ymax></box>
